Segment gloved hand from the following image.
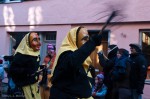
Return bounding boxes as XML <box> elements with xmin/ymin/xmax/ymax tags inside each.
<box><xmin>90</xmin><ymin>34</ymin><xmax>102</xmax><ymax>46</ymax></box>
<box><xmin>88</xmin><ymin>65</ymin><xmax>96</xmax><ymax>78</ymax></box>
<box><xmin>98</xmin><ymin>51</ymin><xmax>103</xmax><ymax>57</ymax></box>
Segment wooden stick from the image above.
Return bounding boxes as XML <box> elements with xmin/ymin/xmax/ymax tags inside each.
<box><xmin>99</xmin><ymin>10</ymin><xmax>118</xmax><ymax>35</ymax></box>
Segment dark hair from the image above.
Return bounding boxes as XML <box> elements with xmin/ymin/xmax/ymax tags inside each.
<box><xmin>118</xmin><ymin>48</ymin><xmax>129</xmax><ymax>57</ymax></box>
<box><xmin>129</xmin><ymin>44</ymin><xmax>141</xmax><ymax>53</ymax></box>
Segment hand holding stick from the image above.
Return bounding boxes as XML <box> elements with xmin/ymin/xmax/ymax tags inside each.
<box><xmin>99</xmin><ymin>10</ymin><xmax>118</xmax><ymax>35</ymax></box>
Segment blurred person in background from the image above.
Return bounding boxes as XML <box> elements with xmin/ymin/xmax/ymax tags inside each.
<box><xmin>111</xmin><ymin>48</ymin><xmax>131</xmax><ymax>99</ymax></box>
<box><xmin>129</xmin><ymin>44</ymin><xmax>148</xmax><ymax>99</ymax></box>
<box><xmin>0</xmin><ymin>59</ymin><xmax>4</xmax><ymax>96</ymax></box>
<box><xmin>39</xmin><ymin>43</ymin><xmax>56</xmax><ymax>99</ymax></box>
<box><xmin>92</xmin><ymin>72</ymin><xmax>107</xmax><ymax>99</ymax></box>
<box><xmin>98</xmin><ymin>44</ymin><xmax>118</xmax><ymax>99</ymax></box>
<box><xmin>4</xmin><ymin>44</ymin><xmax>21</xmax><ymax>97</ymax></box>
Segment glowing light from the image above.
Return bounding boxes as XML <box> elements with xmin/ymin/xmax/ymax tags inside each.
<box><xmin>3</xmin><ymin>6</ymin><xmax>16</xmax><ymax>31</ymax></box>
<box><xmin>28</xmin><ymin>6</ymin><xmax>43</xmax><ymax>30</ymax></box>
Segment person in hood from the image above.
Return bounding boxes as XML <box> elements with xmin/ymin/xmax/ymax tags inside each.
<box><xmin>92</xmin><ymin>72</ymin><xmax>107</xmax><ymax>99</ymax></box>
<box><xmin>111</xmin><ymin>48</ymin><xmax>132</xmax><ymax>99</ymax></box>
<box><xmin>10</xmin><ymin>32</ymin><xmax>41</xmax><ymax>99</ymax></box>
<box><xmin>98</xmin><ymin>44</ymin><xmax>118</xmax><ymax>99</ymax></box>
<box><xmin>50</xmin><ymin>26</ymin><xmax>102</xmax><ymax>99</ymax></box>
<box><xmin>129</xmin><ymin>43</ymin><xmax>148</xmax><ymax>99</ymax></box>
<box><xmin>39</xmin><ymin>43</ymin><xmax>56</xmax><ymax>99</ymax></box>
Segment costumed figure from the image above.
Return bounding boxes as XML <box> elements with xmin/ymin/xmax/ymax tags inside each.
<box><xmin>10</xmin><ymin>32</ymin><xmax>41</xmax><ymax>99</ymax></box>
<box><xmin>50</xmin><ymin>26</ymin><xmax>102</xmax><ymax>99</ymax></box>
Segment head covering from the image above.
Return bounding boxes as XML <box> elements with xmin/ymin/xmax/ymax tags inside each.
<box><xmin>47</xmin><ymin>44</ymin><xmax>56</xmax><ymax>69</ymax></box>
<box><xmin>108</xmin><ymin>44</ymin><xmax>118</xmax><ymax>59</ymax></box>
<box><xmin>129</xmin><ymin>43</ymin><xmax>141</xmax><ymax>53</ymax></box>
<box><xmin>47</xmin><ymin>43</ymin><xmax>55</xmax><ymax>51</ymax></box>
<box><xmin>118</xmin><ymin>48</ymin><xmax>129</xmax><ymax>57</ymax></box>
<box><xmin>97</xmin><ymin>73</ymin><xmax>104</xmax><ymax>80</ymax></box>
<box><xmin>52</xmin><ymin>27</ymin><xmax>92</xmax><ymax>77</ymax></box>
<box><xmin>15</xmin><ymin>33</ymin><xmax>40</xmax><ymax>56</ymax></box>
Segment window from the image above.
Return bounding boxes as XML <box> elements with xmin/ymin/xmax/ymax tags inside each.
<box><xmin>140</xmin><ymin>30</ymin><xmax>150</xmax><ymax>80</ymax></box>
<box><xmin>0</xmin><ymin>0</ymin><xmax>34</xmax><ymax>3</ymax></box>
<box><xmin>88</xmin><ymin>30</ymin><xmax>110</xmax><ymax>73</ymax></box>
<box><xmin>44</xmin><ymin>31</ymin><xmax>57</xmax><ymax>44</ymax></box>
<box><xmin>0</xmin><ymin>0</ymin><xmax>22</xmax><ymax>3</ymax></box>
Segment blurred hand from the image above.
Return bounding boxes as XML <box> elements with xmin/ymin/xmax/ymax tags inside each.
<box><xmin>90</xmin><ymin>34</ymin><xmax>102</xmax><ymax>46</ymax></box>
<box><xmin>98</xmin><ymin>51</ymin><xmax>103</xmax><ymax>54</ymax></box>
<box><xmin>92</xmin><ymin>92</ymin><xmax>96</xmax><ymax>96</ymax></box>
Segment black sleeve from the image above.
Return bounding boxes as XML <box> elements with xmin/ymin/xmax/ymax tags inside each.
<box><xmin>4</xmin><ymin>56</ymin><xmax>14</xmax><ymax>61</ymax></box>
<box><xmin>52</xmin><ymin>40</ymin><xmax>96</xmax><ymax>83</ymax></box>
<box><xmin>10</xmin><ymin>53</ymin><xmax>39</xmax><ymax>76</ymax></box>
<box><xmin>98</xmin><ymin>52</ymin><xmax>107</xmax><ymax>67</ymax></box>
<box><xmin>136</xmin><ymin>56</ymin><xmax>148</xmax><ymax>94</ymax></box>
<box><xmin>89</xmin><ymin>65</ymin><xmax>96</xmax><ymax>78</ymax></box>
<box><xmin>59</xmin><ymin>40</ymin><xmax>96</xmax><ymax>71</ymax></box>
<box><xmin>98</xmin><ymin>53</ymin><xmax>114</xmax><ymax>72</ymax></box>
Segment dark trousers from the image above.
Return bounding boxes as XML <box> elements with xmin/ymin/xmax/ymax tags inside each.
<box><xmin>112</xmin><ymin>88</ymin><xmax>132</xmax><ymax>99</ymax></box>
<box><xmin>131</xmin><ymin>89</ymin><xmax>142</xmax><ymax>99</ymax></box>
<box><xmin>105</xmin><ymin>88</ymin><xmax>112</xmax><ymax>99</ymax></box>
<box><xmin>49</xmin><ymin>86</ymin><xmax>77</xmax><ymax>99</ymax></box>
<box><xmin>118</xmin><ymin>88</ymin><xmax>131</xmax><ymax>99</ymax></box>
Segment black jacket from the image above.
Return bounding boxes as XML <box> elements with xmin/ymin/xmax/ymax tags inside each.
<box><xmin>10</xmin><ymin>52</ymin><xmax>40</xmax><ymax>87</ymax></box>
<box><xmin>98</xmin><ymin>52</ymin><xmax>116</xmax><ymax>88</ymax></box>
<box><xmin>130</xmin><ymin>53</ymin><xmax>147</xmax><ymax>94</ymax></box>
<box><xmin>50</xmin><ymin>40</ymin><xmax>96</xmax><ymax>99</ymax></box>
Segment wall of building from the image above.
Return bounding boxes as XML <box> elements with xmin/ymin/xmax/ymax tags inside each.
<box><xmin>0</xmin><ymin>0</ymin><xmax>150</xmax><ymax>55</ymax></box>
<box><xmin>1</xmin><ymin>0</ymin><xmax>150</xmax><ymax>26</ymax></box>
<box><xmin>0</xmin><ymin>25</ymin><xmax>71</xmax><ymax>55</ymax></box>
<box><xmin>78</xmin><ymin>23</ymin><xmax>150</xmax><ymax>52</ymax></box>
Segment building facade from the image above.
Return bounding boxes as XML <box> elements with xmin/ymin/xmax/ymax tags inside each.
<box><xmin>0</xmin><ymin>0</ymin><xmax>150</xmax><ymax>67</ymax></box>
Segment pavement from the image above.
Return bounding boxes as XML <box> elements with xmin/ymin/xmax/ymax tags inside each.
<box><xmin>143</xmin><ymin>79</ymin><xmax>150</xmax><ymax>99</ymax></box>
<box><xmin>1</xmin><ymin>82</ymin><xmax>150</xmax><ymax>99</ymax></box>
<box><xmin>0</xmin><ymin>75</ymin><xmax>150</xmax><ymax>99</ymax></box>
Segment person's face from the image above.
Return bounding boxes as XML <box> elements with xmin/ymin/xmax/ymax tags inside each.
<box><xmin>95</xmin><ymin>77</ymin><xmax>99</xmax><ymax>84</ymax></box>
<box><xmin>47</xmin><ymin>47</ymin><xmax>55</xmax><ymax>57</ymax></box>
<box><xmin>130</xmin><ymin>47</ymin><xmax>136</xmax><ymax>54</ymax></box>
<box><xmin>77</xmin><ymin>28</ymin><xmax>89</xmax><ymax>48</ymax></box>
<box><xmin>117</xmin><ymin>51</ymin><xmax>121</xmax><ymax>58</ymax></box>
<box><xmin>29</xmin><ymin>32</ymin><xmax>41</xmax><ymax>51</ymax></box>
<box><xmin>95</xmin><ymin>77</ymin><xmax>103</xmax><ymax>84</ymax></box>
